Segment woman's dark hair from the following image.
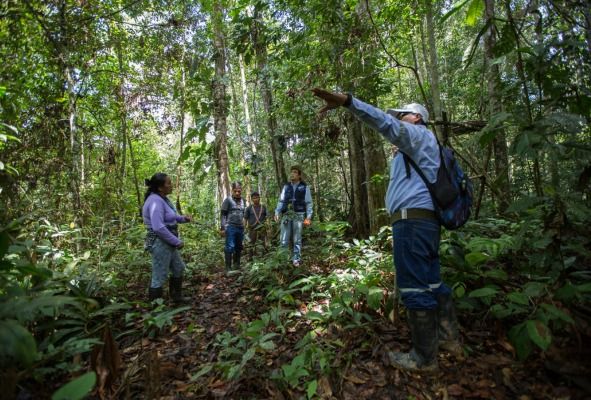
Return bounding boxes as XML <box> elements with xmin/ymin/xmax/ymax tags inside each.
<box><xmin>231</xmin><ymin>181</ymin><xmax>242</xmax><ymax>190</ymax></box>
<box><xmin>144</xmin><ymin>173</ymin><xmax>168</xmax><ymax>202</ymax></box>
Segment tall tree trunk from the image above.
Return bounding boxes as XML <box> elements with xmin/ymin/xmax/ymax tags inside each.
<box><xmin>128</xmin><ymin>126</ymin><xmax>142</xmax><ymax>215</ymax></box>
<box><xmin>314</xmin><ymin>157</ymin><xmax>323</xmax><ymax>222</ymax></box>
<box><xmin>362</xmin><ymin>126</ymin><xmax>388</xmax><ymax>233</ymax></box>
<box><xmin>115</xmin><ymin>32</ymin><xmax>128</xmax><ymax>215</ymax></box>
<box><xmin>65</xmin><ymin>66</ymin><xmax>82</xmax><ymax>213</ymax></box>
<box><xmin>253</xmin><ymin>7</ymin><xmax>286</xmax><ymax>190</ymax></box>
<box><xmin>484</xmin><ymin>0</ymin><xmax>511</xmax><ymax>212</ymax></box>
<box><xmin>239</xmin><ymin>54</ymin><xmax>261</xmax><ymax>193</ymax></box>
<box><xmin>355</xmin><ymin>0</ymin><xmax>387</xmax><ymax>234</ymax></box>
<box><xmin>347</xmin><ymin>116</ymin><xmax>369</xmax><ymax>237</ymax></box>
<box><xmin>424</xmin><ymin>0</ymin><xmax>443</xmax><ymax>138</ymax></box>
<box><xmin>177</xmin><ymin>54</ymin><xmax>187</xmax><ymax>212</ymax></box>
<box><xmin>211</xmin><ymin>0</ymin><xmax>231</xmax><ymax>202</ymax></box>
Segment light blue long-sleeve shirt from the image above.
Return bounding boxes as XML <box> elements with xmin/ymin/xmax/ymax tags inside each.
<box><xmin>347</xmin><ymin>97</ymin><xmax>439</xmax><ymax>214</ymax></box>
<box><xmin>142</xmin><ymin>193</ymin><xmax>188</xmax><ymax>246</ymax></box>
<box><xmin>275</xmin><ymin>182</ymin><xmax>313</xmax><ymax>219</ymax></box>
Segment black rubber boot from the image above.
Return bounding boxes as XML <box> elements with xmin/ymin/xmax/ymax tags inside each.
<box><xmin>224</xmin><ymin>251</ymin><xmax>233</xmax><ymax>271</ymax></box>
<box><xmin>388</xmin><ymin>309</ymin><xmax>439</xmax><ymax>372</ymax></box>
<box><xmin>436</xmin><ymin>293</ymin><xmax>462</xmax><ymax>356</ymax></box>
<box><xmin>148</xmin><ymin>287</ymin><xmax>163</xmax><ymax>302</ymax></box>
<box><xmin>169</xmin><ymin>276</ymin><xmax>189</xmax><ymax>304</ymax></box>
<box><xmin>233</xmin><ymin>250</ymin><xmax>241</xmax><ymax>269</ymax></box>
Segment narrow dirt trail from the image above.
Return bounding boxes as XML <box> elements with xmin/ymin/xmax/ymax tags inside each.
<box><xmin>118</xmin><ymin>265</ymin><xmax>590</xmax><ymax>400</ymax></box>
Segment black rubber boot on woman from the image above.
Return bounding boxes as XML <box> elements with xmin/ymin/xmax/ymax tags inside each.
<box><xmin>169</xmin><ymin>276</ymin><xmax>190</xmax><ymax>304</ymax></box>
<box><xmin>148</xmin><ymin>287</ymin><xmax>163</xmax><ymax>302</ymax></box>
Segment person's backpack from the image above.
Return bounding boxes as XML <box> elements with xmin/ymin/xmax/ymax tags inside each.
<box><xmin>402</xmin><ymin>143</ymin><xmax>473</xmax><ymax>229</ymax></box>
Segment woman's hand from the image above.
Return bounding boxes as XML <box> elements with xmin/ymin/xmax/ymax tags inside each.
<box><xmin>303</xmin><ymin>218</ymin><xmax>311</xmax><ymax>227</ymax></box>
<box><xmin>183</xmin><ymin>215</ymin><xmax>192</xmax><ymax>222</ymax></box>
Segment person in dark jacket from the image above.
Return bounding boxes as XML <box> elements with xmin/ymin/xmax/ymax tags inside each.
<box><xmin>220</xmin><ymin>182</ymin><xmax>246</xmax><ymax>271</ymax></box>
<box><xmin>142</xmin><ymin>173</ymin><xmax>192</xmax><ymax>303</ymax></box>
<box><xmin>244</xmin><ymin>191</ymin><xmax>268</xmax><ymax>258</ymax></box>
<box><xmin>274</xmin><ymin>166</ymin><xmax>313</xmax><ymax>267</ymax></box>
<box><xmin>312</xmin><ymin>88</ymin><xmax>461</xmax><ymax>372</ymax></box>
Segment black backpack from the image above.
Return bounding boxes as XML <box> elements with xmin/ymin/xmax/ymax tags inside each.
<box><xmin>402</xmin><ymin>143</ymin><xmax>473</xmax><ymax>229</ymax></box>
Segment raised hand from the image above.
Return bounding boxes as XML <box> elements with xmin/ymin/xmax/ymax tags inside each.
<box><xmin>311</xmin><ymin>88</ymin><xmax>348</xmax><ymax>113</ymax></box>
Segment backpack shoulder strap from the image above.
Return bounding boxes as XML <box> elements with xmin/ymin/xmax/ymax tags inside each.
<box><xmin>401</xmin><ymin>151</ymin><xmax>433</xmax><ymax>190</ymax></box>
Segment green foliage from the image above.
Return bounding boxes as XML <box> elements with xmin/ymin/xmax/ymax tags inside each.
<box><xmin>0</xmin><ymin>217</ymin><xmax>133</xmax><ymax>395</ymax></box>
<box><xmin>51</xmin><ymin>372</ymin><xmax>96</xmax><ymax>400</ymax></box>
<box><xmin>192</xmin><ymin>317</ymin><xmax>278</xmax><ymax>381</ymax></box>
<box><xmin>441</xmin><ymin>207</ymin><xmax>588</xmax><ymax>360</ymax></box>
<box><xmin>129</xmin><ymin>302</ymin><xmax>191</xmax><ymax>338</ymax></box>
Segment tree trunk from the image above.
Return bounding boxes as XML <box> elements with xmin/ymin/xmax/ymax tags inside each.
<box><xmin>362</xmin><ymin>126</ymin><xmax>388</xmax><ymax>233</ymax></box>
<box><xmin>239</xmin><ymin>54</ymin><xmax>261</xmax><ymax>193</ymax></box>
<box><xmin>65</xmin><ymin>66</ymin><xmax>82</xmax><ymax>213</ymax></box>
<box><xmin>253</xmin><ymin>7</ymin><xmax>287</xmax><ymax>190</ymax></box>
<box><xmin>211</xmin><ymin>0</ymin><xmax>231</xmax><ymax>202</ymax></box>
<box><xmin>424</xmin><ymin>0</ymin><xmax>443</xmax><ymax>137</ymax></box>
<box><xmin>484</xmin><ymin>0</ymin><xmax>511</xmax><ymax>212</ymax></box>
<box><xmin>115</xmin><ymin>33</ymin><xmax>128</xmax><ymax>214</ymax></box>
<box><xmin>347</xmin><ymin>116</ymin><xmax>369</xmax><ymax>237</ymax></box>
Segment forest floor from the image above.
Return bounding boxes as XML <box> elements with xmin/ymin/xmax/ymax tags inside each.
<box><xmin>116</xmin><ymin>261</ymin><xmax>590</xmax><ymax>400</ymax></box>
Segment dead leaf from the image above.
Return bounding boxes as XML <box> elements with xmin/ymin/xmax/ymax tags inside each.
<box><xmin>317</xmin><ymin>376</ymin><xmax>333</xmax><ymax>397</ymax></box>
<box><xmin>447</xmin><ymin>383</ymin><xmax>464</xmax><ymax>396</ymax></box>
<box><xmin>345</xmin><ymin>373</ymin><xmax>367</xmax><ymax>384</ymax></box>
<box><xmin>90</xmin><ymin>325</ymin><xmax>122</xmax><ymax>397</ymax></box>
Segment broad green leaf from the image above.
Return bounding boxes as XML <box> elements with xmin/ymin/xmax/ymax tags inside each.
<box><xmin>245</xmin><ymin>319</ymin><xmax>266</xmax><ymax>336</ymax></box>
<box><xmin>526</xmin><ymin>320</ymin><xmax>551</xmax><ymax>351</ymax></box>
<box><xmin>465</xmin><ymin>0</ymin><xmax>484</xmax><ymax>26</ymax></box>
<box><xmin>468</xmin><ymin>287</ymin><xmax>498</xmax><ymax>298</ymax></box>
<box><xmin>259</xmin><ymin>340</ymin><xmax>276</xmax><ymax>351</ymax></box>
<box><xmin>522</xmin><ymin>282</ymin><xmax>545</xmax><ymax>298</ymax></box>
<box><xmin>490</xmin><ymin>304</ymin><xmax>512</xmax><ymax>319</ymax></box>
<box><xmin>576</xmin><ymin>283</ymin><xmax>591</xmax><ymax>293</ymax></box>
<box><xmin>51</xmin><ymin>372</ymin><xmax>96</xmax><ymax>400</ymax></box>
<box><xmin>440</xmin><ymin>0</ymin><xmax>472</xmax><ymax>24</ymax></box>
<box><xmin>465</xmin><ymin>251</ymin><xmax>489</xmax><ymax>267</ymax></box>
<box><xmin>190</xmin><ymin>364</ymin><xmax>213</xmax><ymax>381</ymax></box>
<box><xmin>0</xmin><ymin>320</ymin><xmax>38</xmax><ymax>367</ymax></box>
<box><xmin>507</xmin><ymin>291</ymin><xmax>529</xmax><ymax>306</ymax></box>
<box><xmin>307</xmin><ymin>379</ymin><xmax>318</xmax><ymax>399</ymax></box>
<box><xmin>366</xmin><ymin>287</ymin><xmax>383</xmax><ymax>310</ymax></box>
<box><xmin>483</xmin><ymin>269</ymin><xmax>508</xmax><ymax>280</ymax></box>
<box><xmin>304</xmin><ymin>311</ymin><xmax>325</xmax><ymax>321</ymax></box>
<box><xmin>540</xmin><ymin>304</ymin><xmax>575</xmax><ymax>324</ymax></box>
<box><xmin>554</xmin><ymin>283</ymin><xmax>577</xmax><ymax>302</ymax></box>
<box><xmin>240</xmin><ymin>347</ymin><xmax>256</xmax><ymax>366</ymax></box>
<box><xmin>508</xmin><ymin>322</ymin><xmax>533</xmax><ymax>360</ymax></box>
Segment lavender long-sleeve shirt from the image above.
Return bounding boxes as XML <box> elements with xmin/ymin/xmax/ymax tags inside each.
<box><xmin>142</xmin><ymin>193</ymin><xmax>188</xmax><ymax>247</ymax></box>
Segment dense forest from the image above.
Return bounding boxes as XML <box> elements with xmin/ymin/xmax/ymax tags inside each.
<box><xmin>1</xmin><ymin>0</ymin><xmax>590</xmax><ymax>398</ymax></box>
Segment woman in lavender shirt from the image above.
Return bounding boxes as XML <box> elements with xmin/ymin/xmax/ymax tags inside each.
<box><xmin>142</xmin><ymin>173</ymin><xmax>192</xmax><ymax>303</ymax></box>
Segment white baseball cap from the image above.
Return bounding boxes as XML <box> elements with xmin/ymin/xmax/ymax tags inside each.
<box><xmin>387</xmin><ymin>103</ymin><xmax>429</xmax><ymax>123</ymax></box>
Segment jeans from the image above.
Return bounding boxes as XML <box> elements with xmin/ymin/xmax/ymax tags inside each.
<box><xmin>280</xmin><ymin>212</ymin><xmax>304</xmax><ymax>262</ymax></box>
<box><xmin>149</xmin><ymin>237</ymin><xmax>185</xmax><ymax>288</ymax></box>
<box><xmin>392</xmin><ymin>219</ymin><xmax>451</xmax><ymax>310</ymax></box>
<box><xmin>224</xmin><ymin>224</ymin><xmax>244</xmax><ymax>254</ymax></box>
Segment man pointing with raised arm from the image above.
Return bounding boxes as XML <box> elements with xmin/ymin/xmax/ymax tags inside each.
<box><xmin>312</xmin><ymin>88</ymin><xmax>461</xmax><ymax>372</ymax></box>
